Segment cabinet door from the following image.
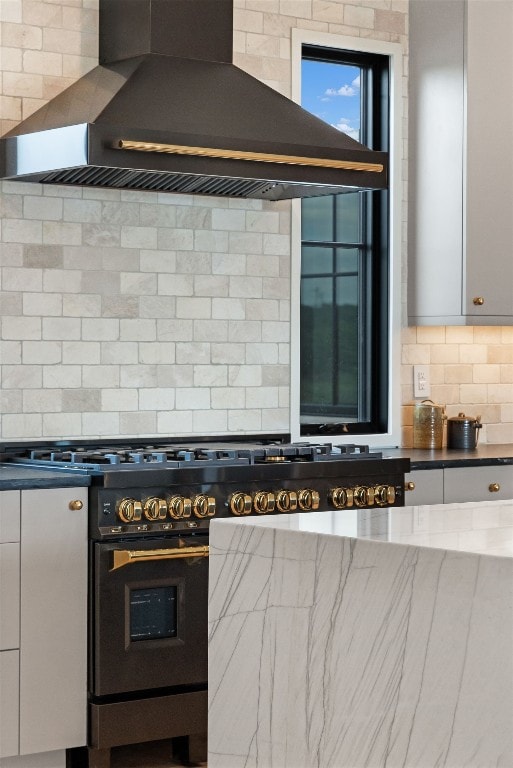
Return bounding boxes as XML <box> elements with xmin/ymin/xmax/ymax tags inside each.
<box><xmin>0</xmin><ymin>491</ymin><xmax>20</xmax><ymax>543</ymax></box>
<box><xmin>0</xmin><ymin>543</ymin><xmax>20</xmax><ymax>651</ymax></box>
<box><xmin>465</xmin><ymin>0</ymin><xmax>513</xmax><ymax>318</ymax></box>
<box><xmin>404</xmin><ymin>469</ymin><xmax>444</xmax><ymax>506</ymax></box>
<box><xmin>0</xmin><ymin>650</ymin><xmax>19</xmax><ymax>758</ymax></box>
<box><xmin>19</xmin><ymin>488</ymin><xmax>88</xmax><ymax>755</ymax></box>
<box><xmin>444</xmin><ymin>466</ymin><xmax>513</xmax><ymax>503</ymax></box>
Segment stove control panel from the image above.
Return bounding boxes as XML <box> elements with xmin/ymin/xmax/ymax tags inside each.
<box><xmin>93</xmin><ymin>478</ymin><xmax>403</xmax><ymax>539</ymax></box>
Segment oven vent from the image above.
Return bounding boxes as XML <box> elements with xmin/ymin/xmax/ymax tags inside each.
<box><xmin>40</xmin><ymin>166</ymin><xmax>278</xmax><ymax>198</ymax></box>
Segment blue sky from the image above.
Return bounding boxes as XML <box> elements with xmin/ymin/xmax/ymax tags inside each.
<box><xmin>301</xmin><ymin>60</ymin><xmax>361</xmax><ymax>141</ymax></box>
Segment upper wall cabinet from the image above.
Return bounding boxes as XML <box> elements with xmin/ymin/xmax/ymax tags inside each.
<box><xmin>408</xmin><ymin>0</ymin><xmax>513</xmax><ymax>325</ymax></box>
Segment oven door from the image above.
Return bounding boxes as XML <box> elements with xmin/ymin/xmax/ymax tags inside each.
<box><xmin>92</xmin><ymin>535</ymin><xmax>208</xmax><ymax>697</ymax></box>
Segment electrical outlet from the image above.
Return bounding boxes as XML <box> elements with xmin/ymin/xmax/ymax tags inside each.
<box><xmin>413</xmin><ymin>365</ymin><xmax>431</xmax><ymax>398</ymax></box>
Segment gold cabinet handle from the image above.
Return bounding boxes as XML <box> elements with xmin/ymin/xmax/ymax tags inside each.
<box><xmin>69</xmin><ymin>499</ymin><xmax>83</xmax><ymax>510</ymax></box>
<box><xmin>489</xmin><ymin>483</ymin><xmax>500</xmax><ymax>493</ymax></box>
<box><xmin>111</xmin><ymin>545</ymin><xmax>209</xmax><ymax>571</ymax></box>
<box><xmin>404</xmin><ymin>481</ymin><xmax>416</xmax><ymax>491</ymax></box>
<box><xmin>473</xmin><ymin>297</ymin><xmax>485</xmax><ymax>306</ymax></box>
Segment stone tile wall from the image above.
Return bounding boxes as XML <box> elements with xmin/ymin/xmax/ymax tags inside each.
<box><xmin>0</xmin><ymin>0</ymin><xmax>511</xmax><ymax>444</ymax></box>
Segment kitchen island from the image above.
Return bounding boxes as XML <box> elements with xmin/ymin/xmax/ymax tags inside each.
<box><xmin>208</xmin><ymin>501</ymin><xmax>513</xmax><ymax>768</ymax></box>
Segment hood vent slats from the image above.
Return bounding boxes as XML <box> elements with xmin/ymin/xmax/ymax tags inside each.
<box><xmin>40</xmin><ymin>166</ymin><xmax>277</xmax><ymax>198</ymax></box>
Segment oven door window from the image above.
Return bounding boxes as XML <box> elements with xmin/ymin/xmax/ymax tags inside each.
<box><xmin>129</xmin><ymin>585</ymin><xmax>177</xmax><ymax>642</ymax></box>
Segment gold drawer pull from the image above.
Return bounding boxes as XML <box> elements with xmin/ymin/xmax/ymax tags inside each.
<box><xmin>69</xmin><ymin>499</ymin><xmax>83</xmax><ymax>510</ymax></box>
<box><xmin>488</xmin><ymin>483</ymin><xmax>500</xmax><ymax>493</ymax></box>
<box><xmin>473</xmin><ymin>297</ymin><xmax>485</xmax><ymax>306</ymax></box>
<box><xmin>404</xmin><ymin>481</ymin><xmax>415</xmax><ymax>491</ymax></box>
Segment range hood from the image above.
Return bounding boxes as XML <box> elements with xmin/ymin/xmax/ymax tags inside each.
<box><xmin>0</xmin><ymin>0</ymin><xmax>388</xmax><ymax>200</ymax></box>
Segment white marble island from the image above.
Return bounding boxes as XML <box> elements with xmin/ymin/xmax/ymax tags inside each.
<box><xmin>208</xmin><ymin>500</ymin><xmax>513</xmax><ymax>768</ymax></box>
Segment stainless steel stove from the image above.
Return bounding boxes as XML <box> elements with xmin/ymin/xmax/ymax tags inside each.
<box><xmin>2</xmin><ymin>436</ymin><xmax>409</xmax><ymax>768</ymax></box>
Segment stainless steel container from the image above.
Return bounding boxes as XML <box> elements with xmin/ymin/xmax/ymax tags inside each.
<box><xmin>447</xmin><ymin>413</ymin><xmax>482</xmax><ymax>450</ymax></box>
<box><xmin>413</xmin><ymin>400</ymin><xmax>446</xmax><ymax>449</ymax></box>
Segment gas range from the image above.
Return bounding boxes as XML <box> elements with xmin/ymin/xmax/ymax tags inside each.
<box><xmin>3</xmin><ymin>437</ymin><xmax>410</xmax><ymax>540</ymax></box>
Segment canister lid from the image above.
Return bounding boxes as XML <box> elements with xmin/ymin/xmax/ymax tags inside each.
<box><xmin>448</xmin><ymin>412</ymin><xmax>481</xmax><ymax>424</ymax></box>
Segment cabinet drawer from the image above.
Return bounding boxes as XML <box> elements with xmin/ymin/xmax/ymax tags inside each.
<box><xmin>444</xmin><ymin>465</ymin><xmax>513</xmax><ymax>503</ymax></box>
<box><xmin>0</xmin><ymin>650</ymin><xmax>20</xmax><ymax>758</ymax></box>
<box><xmin>0</xmin><ymin>490</ymin><xmax>20</xmax><ymax>543</ymax></box>
<box><xmin>404</xmin><ymin>469</ymin><xmax>444</xmax><ymax>506</ymax></box>
<box><xmin>0</xmin><ymin>542</ymin><xmax>20</xmax><ymax>651</ymax></box>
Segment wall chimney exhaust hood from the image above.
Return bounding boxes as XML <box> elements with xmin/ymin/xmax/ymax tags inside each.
<box><xmin>0</xmin><ymin>0</ymin><xmax>388</xmax><ymax>200</ymax></box>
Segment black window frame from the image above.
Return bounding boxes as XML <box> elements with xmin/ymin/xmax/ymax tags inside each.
<box><xmin>299</xmin><ymin>44</ymin><xmax>390</xmax><ymax>438</ymax></box>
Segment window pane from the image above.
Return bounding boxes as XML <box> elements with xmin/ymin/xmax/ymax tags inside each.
<box><xmin>336</xmin><ymin>247</ymin><xmax>359</xmax><ymax>273</ymax></box>
<box><xmin>335</xmin><ymin>193</ymin><xmax>361</xmax><ymax>243</ymax></box>
<box><xmin>301</xmin><ymin>59</ymin><xmax>361</xmax><ymax>140</ymax></box>
<box><xmin>300</xmin><ymin>277</ymin><xmax>334</xmax><ymax>410</ymax></box>
<box><xmin>302</xmin><ymin>196</ymin><xmax>333</xmax><ymax>242</ymax></box>
<box><xmin>336</xmin><ymin>275</ymin><xmax>359</xmax><ymax>412</ymax></box>
<box><xmin>302</xmin><ymin>245</ymin><xmax>333</xmax><ymax>275</ymax></box>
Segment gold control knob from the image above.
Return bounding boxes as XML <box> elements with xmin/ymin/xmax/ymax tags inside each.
<box><xmin>143</xmin><ymin>497</ymin><xmax>167</xmax><ymax>521</ymax></box>
<box><xmin>168</xmin><ymin>496</ymin><xmax>192</xmax><ymax>520</ymax></box>
<box><xmin>192</xmin><ymin>494</ymin><xmax>216</xmax><ymax>518</ymax></box>
<box><xmin>404</xmin><ymin>481</ymin><xmax>416</xmax><ymax>491</ymax></box>
<box><xmin>117</xmin><ymin>498</ymin><xmax>143</xmax><ymax>523</ymax></box>
<box><xmin>253</xmin><ymin>491</ymin><xmax>275</xmax><ymax>514</ymax></box>
<box><xmin>276</xmin><ymin>490</ymin><xmax>298</xmax><ymax>513</ymax></box>
<box><xmin>473</xmin><ymin>296</ymin><xmax>485</xmax><ymax>306</ymax></box>
<box><xmin>329</xmin><ymin>487</ymin><xmax>354</xmax><ymax>509</ymax></box>
<box><xmin>298</xmin><ymin>489</ymin><xmax>320</xmax><ymax>511</ymax></box>
<box><xmin>374</xmin><ymin>485</ymin><xmax>396</xmax><ymax>506</ymax></box>
<box><xmin>229</xmin><ymin>492</ymin><xmax>252</xmax><ymax>516</ymax></box>
<box><xmin>354</xmin><ymin>486</ymin><xmax>374</xmax><ymax>507</ymax></box>
<box><xmin>489</xmin><ymin>483</ymin><xmax>501</xmax><ymax>493</ymax></box>
<box><xmin>68</xmin><ymin>499</ymin><xmax>83</xmax><ymax>511</ymax></box>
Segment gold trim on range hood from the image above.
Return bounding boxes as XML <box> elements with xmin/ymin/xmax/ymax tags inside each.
<box><xmin>116</xmin><ymin>140</ymin><xmax>385</xmax><ymax>174</ymax></box>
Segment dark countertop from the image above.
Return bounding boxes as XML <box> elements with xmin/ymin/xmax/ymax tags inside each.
<box><xmin>382</xmin><ymin>443</ymin><xmax>513</xmax><ymax>470</ymax></box>
<box><xmin>0</xmin><ymin>465</ymin><xmax>92</xmax><ymax>490</ymax></box>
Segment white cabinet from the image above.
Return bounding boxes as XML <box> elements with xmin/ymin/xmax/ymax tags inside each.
<box><xmin>405</xmin><ymin>465</ymin><xmax>513</xmax><ymax>505</ymax></box>
<box><xmin>408</xmin><ymin>0</ymin><xmax>513</xmax><ymax>325</ymax></box>
<box><xmin>0</xmin><ymin>492</ymin><xmax>21</xmax><ymax>760</ymax></box>
<box><xmin>443</xmin><ymin>465</ymin><xmax>513</xmax><ymax>504</ymax></box>
<box><xmin>0</xmin><ymin>487</ymin><xmax>88</xmax><ymax>762</ymax></box>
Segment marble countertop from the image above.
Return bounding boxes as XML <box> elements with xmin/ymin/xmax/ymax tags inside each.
<box><xmin>213</xmin><ymin>499</ymin><xmax>513</xmax><ymax>558</ymax></box>
<box><xmin>0</xmin><ymin>464</ymin><xmax>92</xmax><ymax>490</ymax></box>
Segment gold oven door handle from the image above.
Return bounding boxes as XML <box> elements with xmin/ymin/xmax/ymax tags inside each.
<box><xmin>110</xmin><ymin>545</ymin><xmax>209</xmax><ymax>571</ymax></box>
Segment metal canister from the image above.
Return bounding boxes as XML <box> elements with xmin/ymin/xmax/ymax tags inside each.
<box><xmin>413</xmin><ymin>399</ymin><xmax>446</xmax><ymax>449</ymax></box>
<box><xmin>447</xmin><ymin>413</ymin><xmax>482</xmax><ymax>450</ymax></box>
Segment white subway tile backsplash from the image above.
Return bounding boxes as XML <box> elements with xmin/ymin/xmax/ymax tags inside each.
<box><xmin>43</xmin><ymin>317</ymin><xmax>80</xmax><ymax>339</ymax></box>
<box><xmin>157</xmin><ymin>410</ymin><xmax>193</xmax><ymax>435</ymax></box>
<box><xmin>63</xmin><ymin>340</ymin><xmax>100</xmax><ymax>364</ymax></box>
<box><xmin>23</xmin><ymin>389</ymin><xmax>62</xmax><ymax>413</ymax></box>
<box><xmin>82</xmin><ymin>411</ymin><xmax>120</xmax><ymax>436</ymax></box>
<box><xmin>139</xmin><ymin>342</ymin><xmax>176</xmax><ymax>365</ymax></box>
<box><xmin>2</xmin><ymin>316</ymin><xmax>41</xmax><ymax>339</ymax></box>
<box><xmin>119</xmin><ymin>411</ymin><xmax>157</xmax><ymax>435</ymax></box>
<box><xmin>0</xmin><ymin>340</ymin><xmax>22</xmax><ymax>364</ymax></box>
<box><xmin>193</xmin><ymin>365</ymin><xmax>228</xmax><ymax>387</ymax></box>
<box><xmin>2</xmin><ymin>363</ymin><xmax>42</xmax><ymax>389</ymax></box>
<box><xmin>101</xmin><ymin>388</ymin><xmax>139</xmax><ymax>412</ymax></box>
<box><xmin>192</xmin><ymin>409</ymin><xmax>228</xmax><ymax>433</ymax></box>
<box><xmin>22</xmin><ymin>339</ymin><xmax>61</xmax><ymax>364</ymax></box>
<box><xmin>2</xmin><ymin>413</ymin><xmax>43</xmax><ymax>438</ymax></box>
<box><xmin>138</xmin><ymin>388</ymin><xmax>175</xmax><ymax>411</ymax></box>
<box><xmin>175</xmin><ymin>387</ymin><xmax>210</xmax><ymax>410</ymax></box>
<box><xmin>3</xmin><ymin>266</ymin><xmax>43</xmax><ymax>291</ymax></box>
<box><xmin>82</xmin><ymin>365</ymin><xmax>120</xmax><ymax>388</ymax></box>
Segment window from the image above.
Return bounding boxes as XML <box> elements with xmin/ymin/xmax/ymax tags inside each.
<box><xmin>291</xmin><ymin>32</ymin><xmax>402</xmax><ymax>446</ymax></box>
